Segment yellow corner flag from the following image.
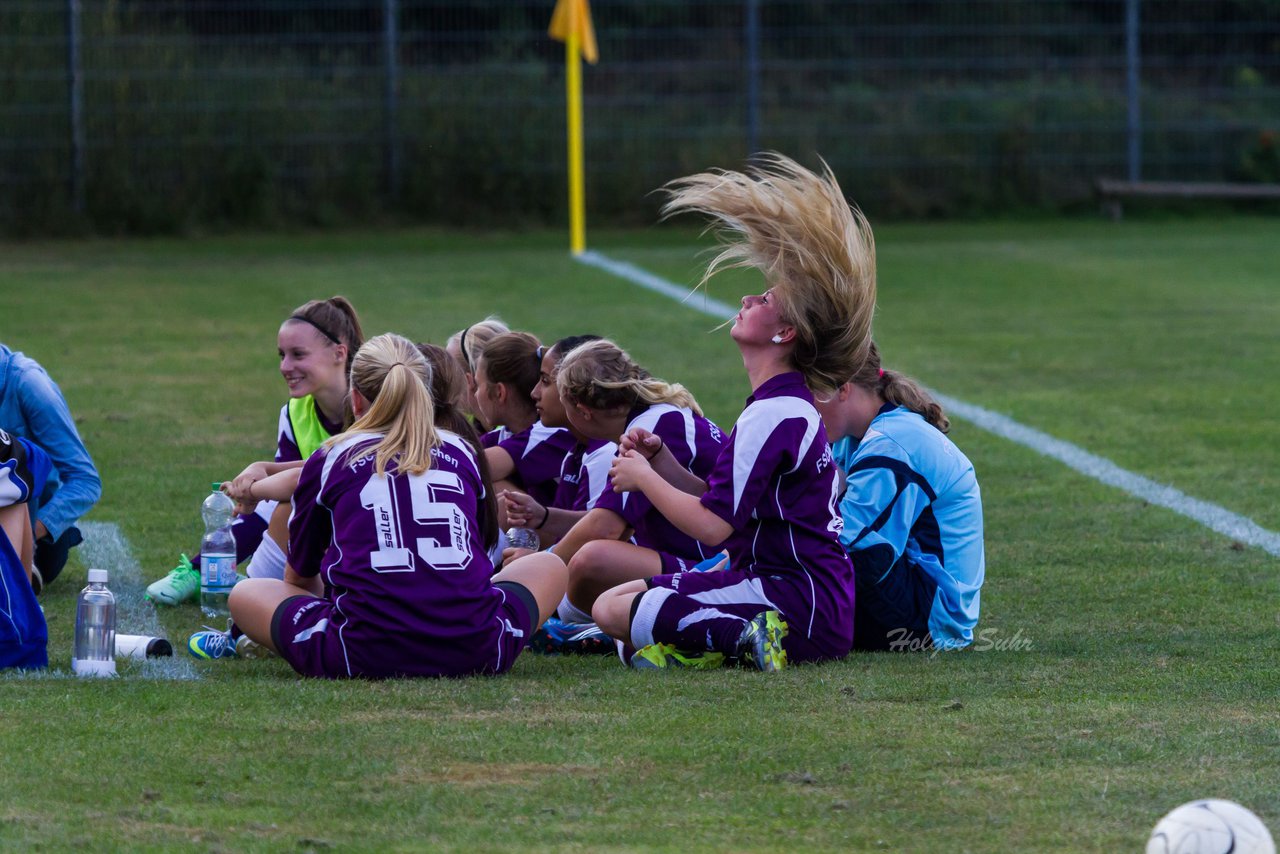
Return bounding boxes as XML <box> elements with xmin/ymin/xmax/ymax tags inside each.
<box><xmin>549</xmin><ymin>0</ymin><xmax>598</xmax><ymax>65</ymax></box>
<box><xmin>549</xmin><ymin>0</ymin><xmax>597</xmax><ymax>254</ymax></box>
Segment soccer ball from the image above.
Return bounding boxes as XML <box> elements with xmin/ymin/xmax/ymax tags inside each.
<box><xmin>1146</xmin><ymin>799</ymin><xmax>1275</xmax><ymax>854</ymax></box>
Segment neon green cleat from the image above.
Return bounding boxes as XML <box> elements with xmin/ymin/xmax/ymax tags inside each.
<box><xmin>737</xmin><ymin>610</ymin><xmax>789</xmax><ymax>672</ymax></box>
<box><xmin>145</xmin><ymin>554</ymin><xmax>200</xmax><ymax>605</ymax></box>
<box><xmin>629</xmin><ymin>643</ymin><xmax>726</xmax><ymax>670</ymax></box>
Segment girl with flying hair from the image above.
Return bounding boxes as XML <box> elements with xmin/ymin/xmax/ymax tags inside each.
<box><xmin>813</xmin><ymin>342</ymin><xmax>984</xmax><ymax>653</ymax></box>
<box><xmin>549</xmin><ymin>338</ymin><xmax>725</xmax><ymax>628</ymax></box>
<box><xmin>224</xmin><ymin>333</ymin><xmax>566</xmax><ymax>679</ymax></box>
<box><xmin>595</xmin><ymin>153</ymin><xmax>876</xmax><ymax>670</ymax></box>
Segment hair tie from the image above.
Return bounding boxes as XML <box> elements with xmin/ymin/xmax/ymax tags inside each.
<box><xmin>289</xmin><ymin>314</ymin><xmax>341</xmax><ymax>346</ymax></box>
<box><xmin>877</xmin><ymin>369</ymin><xmax>885</xmax><ymax>379</ymax></box>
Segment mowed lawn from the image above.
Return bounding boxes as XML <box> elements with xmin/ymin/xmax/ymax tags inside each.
<box><xmin>2</xmin><ymin>217</ymin><xmax>1277</xmax><ymax>851</ymax></box>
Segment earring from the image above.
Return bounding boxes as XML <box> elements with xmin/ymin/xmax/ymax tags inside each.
<box><xmin>771</xmin><ymin>335</ymin><xmax>784</xmax><ymax>344</ymax></box>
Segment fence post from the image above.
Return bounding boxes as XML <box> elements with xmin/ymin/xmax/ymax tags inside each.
<box><xmin>744</xmin><ymin>0</ymin><xmax>761</xmax><ymax>158</ymax></box>
<box><xmin>66</xmin><ymin>0</ymin><xmax>85</xmax><ymax>214</ymax></box>
<box><xmin>1125</xmin><ymin>0</ymin><xmax>1141</xmax><ymax>182</ymax></box>
<box><xmin>383</xmin><ymin>0</ymin><xmax>401</xmax><ymax>202</ymax></box>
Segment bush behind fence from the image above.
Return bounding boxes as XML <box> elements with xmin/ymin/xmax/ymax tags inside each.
<box><xmin>2</xmin><ymin>0</ymin><xmax>1278</xmax><ymax>235</ymax></box>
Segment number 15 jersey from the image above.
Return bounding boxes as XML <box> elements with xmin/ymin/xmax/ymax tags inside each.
<box><xmin>288</xmin><ymin>429</ymin><xmax>509</xmax><ymax>677</ymax></box>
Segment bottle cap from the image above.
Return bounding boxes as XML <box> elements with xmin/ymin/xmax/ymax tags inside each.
<box><xmin>211</xmin><ymin>482</ymin><xmax>222</xmax><ymax>492</ymax></box>
<box><xmin>87</xmin><ymin>568</ymin><xmax>108</xmax><ymax>584</ymax></box>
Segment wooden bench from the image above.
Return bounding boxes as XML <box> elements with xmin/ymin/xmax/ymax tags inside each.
<box><xmin>1096</xmin><ymin>179</ymin><xmax>1280</xmax><ymax>220</ymax></box>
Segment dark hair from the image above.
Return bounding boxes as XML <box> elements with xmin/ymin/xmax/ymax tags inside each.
<box><xmin>850</xmin><ymin>342</ymin><xmax>949</xmax><ymax>433</ymax></box>
<box><xmin>552</xmin><ymin>334</ymin><xmax>602</xmax><ymax>359</ymax></box>
<box><xmin>417</xmin><ymin>342</ymin><xmax>499</xmax><ymax>551</ymax></box>
<box><xmin>288</xmin><ymin>296</ymin><xmax>365</xmax><ymax>373</ymax></box>
<box><xmin>479</xmin><ymin>332</ymin><xmax>541</xmax><ymax>418</ymax></box>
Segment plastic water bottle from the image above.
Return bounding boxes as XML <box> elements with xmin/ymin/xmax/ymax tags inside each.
<box><xmin>72</xmin><ymin>568</ymin><xmax>117</xmax><ymax>678</ymax></box>
<box><xmin>506</xmin><ymin>527</ymin><xmax>540</xmax><ymax>551</ymax></box>
<box><xmin>200</xmin><ymin>483</ymin><xmax>237</xmax><ymax>617</ymax></box>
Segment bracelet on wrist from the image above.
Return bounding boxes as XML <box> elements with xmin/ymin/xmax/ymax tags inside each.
<box><xmin>535</xmin><ymin>504</ymin><xmax>550</xmax><ymax>529</ymax></box>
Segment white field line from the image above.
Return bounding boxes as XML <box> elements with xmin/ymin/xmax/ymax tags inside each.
<box><xmin>574</xmin><ymin>250</ymin><xmax>1280</xmax><ymax>558</ymax></box>
<box><xmin>78</xmin><ymin>521</ymin><xmax>201</xmax><ymax>679</ymax></box>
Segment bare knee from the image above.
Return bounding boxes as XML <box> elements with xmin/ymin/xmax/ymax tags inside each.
<box><xmin>592</xmin><ymin>580</ymin><xmax>647</xmax><ymax>641</ymax></box>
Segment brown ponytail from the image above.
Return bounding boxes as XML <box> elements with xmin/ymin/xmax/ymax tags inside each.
<box><xmin>850</xmin><ymin>342</ymin><xmax>949</xmax><ymax>433</ymax></box>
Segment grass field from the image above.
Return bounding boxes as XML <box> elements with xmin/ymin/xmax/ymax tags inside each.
<box><xmin>3</xmin><ymin>216</ymin><xmax>1278</xmax><ymax>851</ymax></box>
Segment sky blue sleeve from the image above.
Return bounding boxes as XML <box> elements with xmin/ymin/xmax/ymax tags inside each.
<box><xmin>17</xmin><ymin>366</ymin><xmax>101</xmax><ymax>539</ymax></box>
<box><xmin>838</xmin><ymin>461</ymin><xmax>931</xmax><ymax>583</ymax></box>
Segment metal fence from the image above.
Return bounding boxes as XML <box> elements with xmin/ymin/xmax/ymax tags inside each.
<box><xmin>3</xmin><ymin>0</ymin><xmax>1278</xmax><ymax>233</ymax></box>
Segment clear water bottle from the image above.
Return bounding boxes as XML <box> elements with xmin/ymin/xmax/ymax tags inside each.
<box><xmin>72</xmin><ymin>568</ymin><xmax>117</xmax><ymax>678</ymax></box>
<box><xmin>506</xmin><ymin>526</ymin><xmax>540</xmax><ymax>551</ymax></box>
<box><xmin>200</xmin><ymin>482</ymin><xmax>237</xmax><ymax>617</ymax></box>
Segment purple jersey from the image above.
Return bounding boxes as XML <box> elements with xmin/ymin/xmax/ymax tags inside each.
<box><xmin>275</xmin><ymin>398</ymin><xmax>343</xmax><ymax>463</ymax></box>
<box><xmin>550</xmin><ymin>438</ymin><xmax>617</xmax><ymax>511</ymax></box>
<box><xmin>699</xmin><ymin>372</ymin><xmax>854</xmax><ymax>654</ymax></box>
<box><xmin>287</xmin><ymin>429</ymin><xmax>512</xmax><ymax>678</ymax></box>
<box><xmin>480</xmin><ymin>427</ymin><xmax>509</xmax><ymax>450</ymax></box>
<box><xmin>496</xmin><ymin>421</ymin><xmax>578</xmax><ymax>506</ymax></box>
<box><xmin>595</xmin><ymin>403</ymin><xmax>725</xmax><ymax>560</ymax></box>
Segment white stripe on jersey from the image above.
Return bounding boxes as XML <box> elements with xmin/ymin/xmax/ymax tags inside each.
<box><xmin>729</xmin><ymin>398</ymin><xmax>821</xmax><ymax>517</ymax></box>
<box><xmin>522</xmin><ymin>421</ymin><xmax>570</xmax><ymax>459</ymax></box>
<box><xmin>582</xmin><ymin>442</ymin><xmax>617</xmax><ymax>508</ymax></box>
<box><xmin>623</xmin><ymin>403</ymin><xmax>695</xmax><ymax>511</ymax></box>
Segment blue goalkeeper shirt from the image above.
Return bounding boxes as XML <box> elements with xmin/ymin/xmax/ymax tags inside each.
<box><xmin>833</xmin><ymin>404</ymin><xmax>984</xmax><ymax>649</ymax></box>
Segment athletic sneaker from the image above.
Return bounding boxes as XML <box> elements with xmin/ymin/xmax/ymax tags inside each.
<box><xmin>187</xmin><ymin>626</ymin><xmax>238</xmax><ymax>660</ymax></box>
<box><xmin>528</xmin><ymin>617</ymin><xmax>614</xmax><ymax>656</ymax></box>
<box><xmin>629</xmin><ymin>643</ymin><xmax>726</xmax><ymax>670</ymax></box>
<box><xmin>146</xmin><ymin>554</ymin><xmax>200</xmax><ymax>605</ymax></box>
<box><xmin>736</xmin><ymin>610</ymin><xmax>789</xmax><ymax>672</ymax></box>
<box><xmin>235</xmin><ymin>634</ymin><xmax>274</xmax><ymax>659</ymax></box>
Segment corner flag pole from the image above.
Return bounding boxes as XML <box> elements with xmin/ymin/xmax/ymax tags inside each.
<box><xmin>549</xmin><ymin>0</ymin><xmax>598</xmax><ymax>256</ymax></box>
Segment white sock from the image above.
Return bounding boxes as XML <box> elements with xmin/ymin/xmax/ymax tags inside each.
<box><xmin>556</xmin><ymin>595</ymin><xmax>593</xmax><ymax>625</ymax></box>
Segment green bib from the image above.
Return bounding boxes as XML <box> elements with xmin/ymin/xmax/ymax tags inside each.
<box><xmin>287</xmin><ymin>395</ymin><xmax>333</xmax><ymax>459</ymax></box>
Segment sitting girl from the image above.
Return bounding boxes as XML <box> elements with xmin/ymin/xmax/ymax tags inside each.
<box><xmin>550</xmin><ymin>339</ymin><xmax>725</xmax><ymax>626</ymax></box>
<box><xmin>225</xmin><ymin>334</ymin><xmax>566</xmax><ymax>678</ymax></box>
<box><xmin>594</xmin><ymin>153</ymin><xmax>877</xmax><ymax>671</ymax></box>
<box><xmin>813</xmin><ymin>343</ymin><xmax>984</xmax><ymax>652</ymax></box>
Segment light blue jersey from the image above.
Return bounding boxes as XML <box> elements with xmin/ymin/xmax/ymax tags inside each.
<box><xmin>833</xmin><ymin>405</ymin><xmax>984</xmax><ymax>649</ymax></box>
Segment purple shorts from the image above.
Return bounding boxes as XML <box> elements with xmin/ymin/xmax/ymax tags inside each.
<box><xmin>646</xmin><ymin>570</ymin><xmax>846</xmax><ymax>663</ymax></box>
<box><xmin>270</xmin><ymin>582</ymin><xmax>537</xmax><ymax>679</ymax></box>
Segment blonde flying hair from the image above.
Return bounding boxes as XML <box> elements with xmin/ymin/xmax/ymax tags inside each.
<box><xmin>661</xmin><ymin>152</ymin><xmax>877</xmax><ymax>393</ymax></box>
<box><xmin>557</xmin><ymin>339</ymin><xmax>703</xmax><ymax>418</ymax></box>
<box><xmin>329</xmin><ymin>333</ymin><xmax>439</xmax><ymax>476</ymax></box>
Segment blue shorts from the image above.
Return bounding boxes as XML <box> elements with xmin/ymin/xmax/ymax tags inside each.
<box><xmin>270</xmin><ymin>582</ymin><xmax>537</xmax><ymax>679</ymax></box>
<box><xmin>852</xmin><ymin>558</ymin><xmax>937</xmax><ymax>652</ymax></box>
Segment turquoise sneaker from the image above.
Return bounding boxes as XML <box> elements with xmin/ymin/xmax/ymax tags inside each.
<box><xmin>629</xmin><ymin>643</ymin><xmax>726</xmax><ymax>670</ymax></box>
<box><xmin>145</xmin><ymin>554</ymin><xmax>200</xmax><ymax>605</ymax></box>
<box><xmin>737</xmin><ymin>610</ymin><xmax>789</xmax><ymax>672</ymax></box>
<box><xmin>188</xmin><ymin>626</ymin><xmax>238</xmax><ymax>660</ymax></box>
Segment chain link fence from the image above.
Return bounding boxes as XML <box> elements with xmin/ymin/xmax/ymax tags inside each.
<box><xmin>3</xmin><ymin>1</ymin><xmax>1278</xmax><ymax>234</ymax></box>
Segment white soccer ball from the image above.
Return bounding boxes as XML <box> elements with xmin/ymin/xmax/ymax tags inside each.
<box><xmin>1146</xmin><ymin>799</ymin><xmax>1275</xmax><ymax>854</ymax></box>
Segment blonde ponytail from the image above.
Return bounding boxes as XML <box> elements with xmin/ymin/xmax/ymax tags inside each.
<box><xmin>330</xmin><ymin>333</ymin><xmax>440</xmax><ymax>475</ymax></box>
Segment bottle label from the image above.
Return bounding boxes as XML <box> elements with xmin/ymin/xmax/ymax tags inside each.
<box><xmin>202</xmin><ymin>555</ymin><xmax>237</xmax><ymax>592</ymax></box>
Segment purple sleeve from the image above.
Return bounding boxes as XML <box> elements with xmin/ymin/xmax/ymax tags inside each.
<box><xmin>501</xmin><ymin>424</ymin><xmax>575</xmax><ymax>488</ymax></box>
<box><xmin>275</xmin><ymin>404</ymin><xmax>302</xmax><ymax>463</ymax></box>
<box><xmin>287</xmin><ymin>450</ymin><xmax>330</xmax><ymax>577</ymax></box>
<box><xmin>574</xmin><ymin>442</ymin><xmax>616</xmax><ymax>511</ymax></box>
<box><xmin>700</xmin><ymin>402</ymin><xmax>801</xmax><ymax>530</ymax></box>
